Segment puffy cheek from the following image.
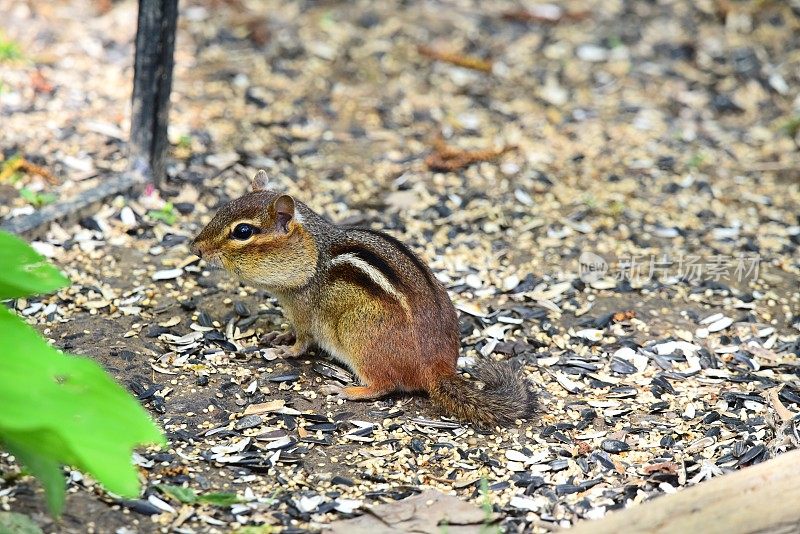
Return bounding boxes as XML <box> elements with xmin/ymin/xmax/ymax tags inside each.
<box><xmin>248</xmin><ymin>256</ymin><xmax>280</xmax><ymax>285</ymax></box>
<box><xmin>221</xmin><ymin>249</ymin><xmax>312</xmax><ymax>289</ymax></box>
<box><xmin>243</xmin><ymin>253</ymin><xmax>291</xmax><ymax>286</ymax></box>
<box><xmin>224</xmin><ymin>253</ymin><xmax>263</xmax><ymax>282</ymax></box>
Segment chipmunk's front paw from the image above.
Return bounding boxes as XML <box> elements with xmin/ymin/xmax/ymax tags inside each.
<box><xmin>276</xmin><ymin>338</ymin><xmax>311</xmax><ymax>359</ymax></box>
<box><xmin>261</xmin><ymin>330</ymin><xmax>296</xmax><ymax>346</ymax></box>
<box><xmin>319</xmin><ymin>384</ymin><xmax>344</xmax><ymax>398</ymax></box>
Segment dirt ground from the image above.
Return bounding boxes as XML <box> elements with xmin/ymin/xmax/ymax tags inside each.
<box><xmin>1</xmin><ymin>0</ymin><xmax>799</xmax><ymax>533</ymax></box>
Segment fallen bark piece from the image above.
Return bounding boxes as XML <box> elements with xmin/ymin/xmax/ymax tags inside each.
<box><xmin>325</xmin><ymin>489</ymin><xmax>496</xmax><ymax>534</ymax></box>
<box><xmin>565</xmin><ymin>448</ymin><xmax>800</xmax><ymax>534</ymax></box>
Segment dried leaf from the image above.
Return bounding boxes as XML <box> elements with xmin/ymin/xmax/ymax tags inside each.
<box><xmin>643</xmin><ymin>461</ymin><xmax>680</xmax><ymax>475</ymax></box>
<box><xmin>425</xmin><ymin>136</ymin><xmax>515</xmax><ymax>172</ymax></box>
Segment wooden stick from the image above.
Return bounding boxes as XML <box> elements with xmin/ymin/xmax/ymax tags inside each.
<box><xmin>0</xmin><ymin>171</ymin><xmax>146</xmax><ymax>238</ymax></box>
<box><xmin>566</xmin><ymin>449</ymin><xmax>800</xmax><ymax>534</ymax></box>
<box><xmin>130</xmin><ymin>0</ymin><xmax>178</xmax><ymax>186</ymax></box>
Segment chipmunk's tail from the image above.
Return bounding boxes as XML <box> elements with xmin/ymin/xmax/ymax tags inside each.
<box><xmin>429</xmin><ymin>360</ymin><xmax>537</xmax><ymax>427</ymax></box>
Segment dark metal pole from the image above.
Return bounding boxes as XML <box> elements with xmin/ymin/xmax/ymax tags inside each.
<box><xmin>130</xmin><ymin>0</ymin><xmax>178</xmax><ymax>186</ymax></box>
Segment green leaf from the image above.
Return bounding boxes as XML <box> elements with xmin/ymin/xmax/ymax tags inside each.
<box><xmin>0</xmin><ymin>32</ymin><xmax>23</xmax><ymax>62</ymax></box>
<box><xmin>0</xmin><ymin>512</ymin><xmax>44</xmax><ymax>534</ymax></box>
<box><xmin>147</xmin><ymin>203</ymin><xmax>177</xmax><ymax>225</ymax></box>
<box><xmin>19</xmin><ymin>188</ymin><xmax>37</xmax><ymax>203</ymax></box>
<box><xmin>0</xmin><ymin>233</ymin><xmax>163</xmax><ymax>515</ymax></box>
<box><xmin>157</xmin><ymin>484</ymin><xmax>198</xmax><ymax>504</ymax></box>
<box><xmin>781</xmin><ymin>115</ymin><xmax>800</xmax><ymax>138</ymax></box>
<box><xmin>38</xmin><ymin>193</ymin><xmax>57</xmax><ymax>207</ymax></box>
<box><xmin>198</xmin><ymin>492</ymin><xmax>243</xmax><ymax>506</ymax></box>
<box><xmin>0</xmin><ymin>306</ymin><xmax>165</xmax><ymax>512</ymax></box>
<box><xmin>18</xmin><ymin>188</ymin><xmax>56</xmax><ymax>208</ymax></box>
<box><xmin>177</xmin><ymin>134</ymin><xmax>192</xmax><ymax>149</ymax></box>
<box><xmin>0</xmin><ymin>231</ymin><xmax>69</xmax><ymax>299</ymax></box>
<box><xmin>156</xmin><ymin>485</ymin><xmax>242</xmax><ymax>507</ymax></box>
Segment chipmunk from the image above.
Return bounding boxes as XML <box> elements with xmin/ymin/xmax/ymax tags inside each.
<box><xmin>190</xmin><ymin>171</ymin><xmax>536</xmax><ymax>427</ymax></box>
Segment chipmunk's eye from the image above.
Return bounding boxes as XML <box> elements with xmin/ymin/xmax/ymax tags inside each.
<box><xmin>231</xmin><ymin>223</ymin><xmax>256</xmax><ymax>240</ymax></box>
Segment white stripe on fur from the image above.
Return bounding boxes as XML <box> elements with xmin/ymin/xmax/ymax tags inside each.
<box><xmin>330</xmin><ymin>253</ymin><xmax>408</xmax><ymax>309</ymax></box>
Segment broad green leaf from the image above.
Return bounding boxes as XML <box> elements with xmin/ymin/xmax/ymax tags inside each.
<box><xmin>0</xmin><ymin>231</ymin><xmax>69</xmax><ymax>299</ymax></box>
<box><xmin>157</xmin><ymin>484</ymin><xmax>198</xmax><ymax>504</ymax></box>
<box><xmin>0</xmin><ymin>512</ymin><xmax>44</xmax><ymax>534</ymax></box>
<box><xmin>198</xmin><ymin>492</ymin><xmax>243</xmax><ymax>506</ymax></box>
<box><xmin>0</xmin><ymin>306</ymin><xmax>165</xmax><ymax>510</ymax></box>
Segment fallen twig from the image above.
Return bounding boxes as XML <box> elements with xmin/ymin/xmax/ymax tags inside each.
<box><xmin>502</xmin><ymin>6</ymin><xmax>590</xmax><ymax>24</ymax></box>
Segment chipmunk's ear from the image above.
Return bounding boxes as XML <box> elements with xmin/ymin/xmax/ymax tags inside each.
<box><xmin>272</xmin><ymin>194</ymin><xmax>295</xmax><ymax>232</ymax></box>
<box><xmin>251</xmin><ymin>170</ymin><xmax>270</xmax><ymax>192</ymax></box>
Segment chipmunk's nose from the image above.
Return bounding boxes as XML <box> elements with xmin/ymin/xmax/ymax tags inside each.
<box><xmin>190</xmin><ymin>240</ymin><xmax>203</xmax><ymax>259</ymax></box>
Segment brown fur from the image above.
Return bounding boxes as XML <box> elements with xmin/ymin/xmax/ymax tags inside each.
<box><xmin>190</xmin><ymin>173</ymin><xmax>537</xmax><ymax>427</ymax></box>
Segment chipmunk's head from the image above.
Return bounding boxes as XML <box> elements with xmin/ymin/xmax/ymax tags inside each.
<box><xmin>190</xmin><ymin>171</ymin><xmax>318</xmax><ymax>290</ymax></box>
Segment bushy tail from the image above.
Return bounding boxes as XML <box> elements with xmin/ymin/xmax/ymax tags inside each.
<box><xmin>429</xmin><ymin>360</ymin><xmax>537</xmax><ymax>427</ymax></box>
